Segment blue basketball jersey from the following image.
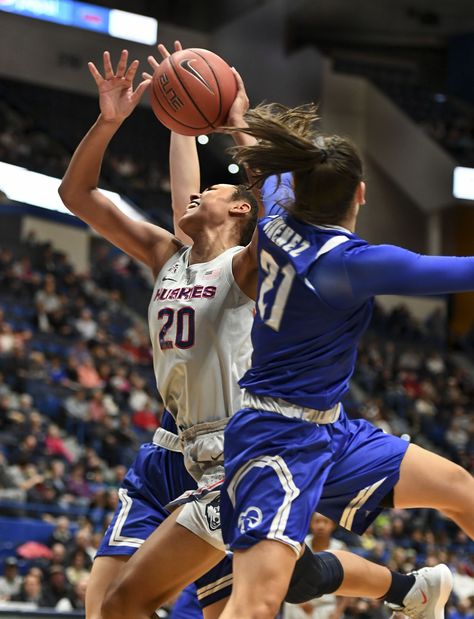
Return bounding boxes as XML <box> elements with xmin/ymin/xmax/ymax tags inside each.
<box><xmin>240</xmin><ymin>213</ymin><xmax>373</xmax><ymax>410</ymax></box>
<box><xmin>243</xmin><ymin>173</ymin><xmax>474</xmax><ymax>411</ymax></box>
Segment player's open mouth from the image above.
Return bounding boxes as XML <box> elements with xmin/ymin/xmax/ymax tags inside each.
<box><xmin>186</xmin><ymin>200</ymin><xmax>200</xmax><ymax>210</ymax></box>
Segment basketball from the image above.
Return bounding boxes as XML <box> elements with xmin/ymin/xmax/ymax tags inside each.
<box><xmin>150</xmin><ymin>48</ymin><xmax>237</xmax><ymax>136</ymax></box>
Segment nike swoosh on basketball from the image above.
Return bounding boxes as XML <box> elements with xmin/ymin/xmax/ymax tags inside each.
<box><xmin>180</xmin><ymin>59</ymin><xmax>214</xmax><ymax>93</ymax></box>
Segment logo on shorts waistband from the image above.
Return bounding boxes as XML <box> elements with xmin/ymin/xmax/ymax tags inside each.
<box><xmin>205</xmin><ymin>496</ymin><xmax>221</xmax><ymax>531</ymax></box>
<box><xmin>238</xmin><ymin>507</ymin><xmax>263</xmax><ymax>534</ymax></box>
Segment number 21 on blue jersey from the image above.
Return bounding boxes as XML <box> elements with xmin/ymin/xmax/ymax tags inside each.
<box><xmin>257</xmin><ymin>250</ymin><xmax>295</xmax><ymax>331</ymax></box>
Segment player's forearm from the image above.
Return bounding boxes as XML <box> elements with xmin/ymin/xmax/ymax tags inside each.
<box><xmin>169</xmin><ymin>133</ymin><xmax>199</xmax><ymax>243</ymax></box>
<box><xmin>58</xmin><ymin>115</ymin><xmax>122</xmax><ymax>214</ymax></box>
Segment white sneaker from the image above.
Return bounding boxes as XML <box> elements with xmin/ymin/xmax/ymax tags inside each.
<box><xmin>386</xmin><ymin>564</ymin><xmax>453</xmax><ymax>619</ymax></box>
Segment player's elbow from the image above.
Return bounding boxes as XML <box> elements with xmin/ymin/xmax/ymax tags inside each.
<box><xmin>58</xmin><ymin>180</ymin><xmax>75</xmax><ymax>207</ymax></box>
<box><xmin>58</xmin><ymin>181</ymin><xmax>89</xmax><ymax>214</ymax></box>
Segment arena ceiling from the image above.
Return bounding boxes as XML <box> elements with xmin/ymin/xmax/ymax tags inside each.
<box><xmin>94</xmin><ymin>0</ymin><xmax>474</xmax><ymax>48</ymax></box>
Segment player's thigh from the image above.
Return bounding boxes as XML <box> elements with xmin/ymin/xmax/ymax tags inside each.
<box><xmin>104</xmin><ymin>507</ymin><xmax>225</xmax><ymax>613</ymax></box>
<box><xmin>85</xmin><ymin>555</ymin><xmax>129</xmax><ymax>619</ymax></box>
<box><xmin>394</xmin><ymin>443</ymin><xmax>473</xmax><ymax>509</ymax></box>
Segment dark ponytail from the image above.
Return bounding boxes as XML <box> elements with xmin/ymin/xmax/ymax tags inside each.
<box><xmin>228</xmin><ymin>103</ymin><xmax>364</xmax><ymax>226</ymax></box>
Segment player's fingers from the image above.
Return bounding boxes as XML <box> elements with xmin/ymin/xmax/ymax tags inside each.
<box><xmin>132</xmin><ymin>79</ymin><xmax>151</xmax><ymax>102</ymax></box>
<box><xmin>142</xmin><ymin>72</ymin><xmax>153</xmax><ymax>80</ymax></box>
<box><xmin>125</xmin><ymin>59</ymin><xmax>139</xmax><ymax>82</ymax></box>
<box><xmin>116</xmin><ymin>49</ymin><xmax>129</xmax><ymax>77</ymax></box>
<box><xmin>174</xmin><ymin>40</ymin><xmax>183</xmax><ymax>51</ymax></box>
<box><xmin>148</xmin><ymin>55</ymin><xmax>160</xmax><ymax>72</ymax></box>
<box><xmin>158</xmin><ymin>43</ymin><xmax>170</xmax><ymax>59</ymax></box>
<box><xmin>88</xmin><ymin>62</ymin><xmax>103</xmax><ymax>86</ymax></box>
<box><xmin>103</xmin><ymin>51</ymin><xmax>114</xmax><ymax>79</ymax></box>
<box><xmin>231</xmin><ymin>67</ymin><xmax>246</xmax><ymax>93</ymax></box>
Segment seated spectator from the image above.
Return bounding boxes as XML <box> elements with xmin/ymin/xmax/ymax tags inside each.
<box><xmin>70</xmin><ymin>574</ymin><xmax>89</xmax><ymax>611</ymax></box>
<box><xmin>0</xmin><ymin>557</ymin><xmax>22</xmax><ymax>601</ymax></box>
<box><xmin>132</xmin><ymin>397</ymin><xmax>158</xmax><ymax>433</ymax></box>
<box><xmin>10</xmin><ymin>255</ymin><xmax>36</xmax><ymax>295</ymax></box>
<box><xmin>44</xmin><ymin>424</ymin><xmax>73</xmax><ymax>463</ymax></box>
<box><xmin>46</xmin><ymin>459</ymin><xmax>67</xmax><ymax>497</ymax></box>
<box><xmin>88</xmin><ymin>389</ymin><xmax>107</xmax><ymax>424</ymax></box>
<box><xmin>47</xmin><ymin>357</ymin><xmax>67</xmax><ymax>385</ymax></box>
<box><xmin>77</xmin><ymin>358</ymin><xmax>103</xmax><ymax>390</ymax></box>
<box><xmin>34</xmin><ymin>275</ymin><xmax>63</xmax><ymax>331</ymax></box>
<box><xmin>64</xmin><ymin>394</ymin><xmax>89</xmax><ymax>444</ymax></box>
<box><xmin>48</xmin><ymin>307</ymin><xmax>74</xmax><ymax>336</ymax></box>
<box><xmin>0</xmin><ymin>452</ymin><xmax>25</xmax><ymax>504</ymax></box>
<box><xmin>12</xmin><ymin>572</ymin><xmax>46</xmax><ymax>606</ymax></box>
<box><xmin>70</xmin><ymin>527</ymin><xmax>96</xmax><ymax>563</ymax></box>
<box><xmin>25</xmin><ymin>351</ymin><xmax>48</xmax><ymax>382</ymax></box>
<box><xmin>66</xmin><ymin>464</ymin><xmax>92</xmax><ymax>501</ymax></box>
<box><xmin>50</xmin><ymin>543</ymin><xmax>67</xmax><ymax>568</ymax></box>
<box><xmin>65</xmin><ymin>549</ymin><xmax>90</xmax><ymax>586</ymax></box>
<box><xmin>75</xmin><ymin>308</ymin><xmax>98</xmax><ymax>341</ymax></box>
<box><xmin>49</xmin><ymin>517</ymin><xmax>72</xmax><ymax>548</ymax></box>
<box><xmin>10</xmin><ymin>435</ymin><xmax>44</xmax><ymax>467</ymax></box>
<box><xmin>41</xmin><ymin>564</ymin><xmax>74</xmax><ymax>609</ymax></box>
<box><xmin>128</xmin><ymin>374</ymin><xmax>150</xmax><ymax>411</ymax></box>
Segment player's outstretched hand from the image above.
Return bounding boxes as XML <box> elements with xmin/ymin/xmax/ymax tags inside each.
<box><xmin>143</xmin><ymin>40</ymin><xmax>183</xmax><ymax>81</ymax></box>
<box><xmin>220</xmin><ymin>68</ymin><xmax>249</xmax><ymax>130</ymax></box>
<box><xmin>88</xmin><ymin>50</ymin><xmax>151</xmax><ymax>123</ymax></box>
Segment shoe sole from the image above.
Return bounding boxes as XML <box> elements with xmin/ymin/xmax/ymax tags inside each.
<box><xmin>432</xmin><ymin>564</ymin><xmax>453</xmax><ymax>619</ymax></box>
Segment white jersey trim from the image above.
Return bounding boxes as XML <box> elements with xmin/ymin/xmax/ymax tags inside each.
<box><xmin>315</xmin><ymin>235</ymin><xmax>349</xmax><ymax>260</ymax></box>
<box><xmin>339</xmin><ymin>476</ymin><xmax>387</xmax><ymax>530</ymax></box>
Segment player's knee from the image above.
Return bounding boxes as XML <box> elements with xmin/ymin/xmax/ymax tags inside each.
<box><xmin>253</xmin><ymin>594</ymin><xmax>283</xmax><ymax>619</ymax></box>
<box><xmin>285</xmin><ymin>548</ymin><xmax>344</xmax><ymax>604</ymax></box>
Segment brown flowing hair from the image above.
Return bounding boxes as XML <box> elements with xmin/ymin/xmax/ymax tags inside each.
<box><xmin>228</xmin><ymin>103</ymin><xmax>364</xmax><ymax>226</ymax></box>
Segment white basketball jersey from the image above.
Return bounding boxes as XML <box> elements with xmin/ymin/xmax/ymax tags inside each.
<box><xmin>148</xmin><ymin>245</ymin><xmax>254</xmax><ymax>435</ymax></box>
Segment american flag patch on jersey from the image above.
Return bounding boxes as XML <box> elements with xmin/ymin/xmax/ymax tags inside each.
<box><xmin>202</xmin><ymin>268</ymin><xmax>222</xmax><ymax>280</ymax></box>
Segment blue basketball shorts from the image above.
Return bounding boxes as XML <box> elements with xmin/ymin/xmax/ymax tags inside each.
<box><xmin>221</xmin><ymin>406</ymin><xmax>409</xmax><ymax>555</ymax></box>
<box><xmin>171</xmin><ymin>584</ymin><xmax>202</xmax><ymax>618</ymax></box>
<box><xmin>97</xmin><ymin>443</ymin><xmax>195</xmax><ymax>555</ymax></box>
<box><xmin>97</xmin><ymin>442</ymin><xmax>233</xmax><ymax>608</ymax></box>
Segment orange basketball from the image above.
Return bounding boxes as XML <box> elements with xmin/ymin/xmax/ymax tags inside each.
<box><xmin>150</xmin><ymin>48</ymin><xmax>237</xmax><ymax>136</ymax></box>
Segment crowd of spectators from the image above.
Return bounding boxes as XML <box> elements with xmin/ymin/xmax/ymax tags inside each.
<box><xmin>0</xmin><ymin>94</ymin><xmax>173</xmax><ymax>220</ymax></box>
<box><xmin>0</xmin><ymin>237</ymin><xmax>175</xmax><ymax>613</ymax></box>
<box><xmin>333</xmin><ymin>57</ymin><xmax>474</xmax><ymax>166</ymax></box>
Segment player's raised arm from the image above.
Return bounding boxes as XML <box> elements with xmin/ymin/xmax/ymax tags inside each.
<box><xmin>59</xmin><ymin>50</ymin><xmax>180</xmax><ymax>275</ymax></box>
<box><xmin>145</xmin><ymin>41</ymin><xmax>198</xmax><ymax>245</ymax></box>
<box><xmin>168</xmin><ymin>133</ymin><xmax>200</xmax><ymax>244</ymax></box>
<box><xmin>223</xmin><ymin>72</ymin><xmax>261</xmax><ymax>298</ymax></box>
<box><xmin>225</xmin><ymin>68</ymin><xmax>264</xmax><ymax>219</ymax></box>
